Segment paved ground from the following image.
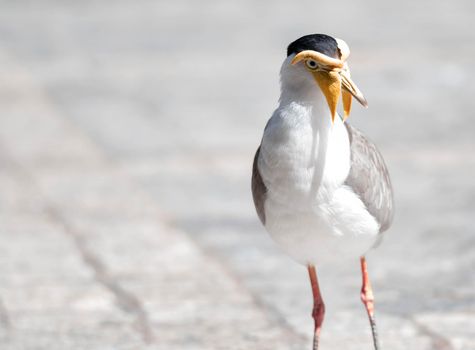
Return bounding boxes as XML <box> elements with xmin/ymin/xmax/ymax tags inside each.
<box><xmin>0</xmin><ymin>1</ymin><xmax>474</xmax><ymax>349</ymax></box>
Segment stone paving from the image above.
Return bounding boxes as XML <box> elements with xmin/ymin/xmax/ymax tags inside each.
<box><xmin>0</xmin><ymin>1</ymin><xmax>474</xmax><ymax>349</ymax></box>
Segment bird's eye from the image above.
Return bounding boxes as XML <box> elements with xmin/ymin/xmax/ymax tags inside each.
<box><xmin>305</xmin><ymin>59</ymin><xmax>318</xmax><ymax>70</ymax></box>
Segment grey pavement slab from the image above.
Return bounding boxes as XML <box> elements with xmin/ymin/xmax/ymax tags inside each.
<box><xmin>0</xmin><ymin>0</ymin><xmax>474</xmax><ymax>349</ymax></box>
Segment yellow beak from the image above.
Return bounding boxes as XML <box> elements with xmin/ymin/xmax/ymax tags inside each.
<box><xmin>339</xmin><ymin>67</ymin><xmax>368</xmax><ymax>111</ymax></box>
<box><xmin>311</xmin><ymin>68</ymin><xmax>367</xmax><ymax>123</ymax></box>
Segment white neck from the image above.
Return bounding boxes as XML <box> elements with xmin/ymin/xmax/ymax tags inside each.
<box><xmin>260</xmin><ymin>56</ymin><xmax>350</xmax><ymax>195</ymax></box>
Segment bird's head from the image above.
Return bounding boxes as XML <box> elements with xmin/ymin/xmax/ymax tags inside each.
<box><xmin>285</xmin><ymin>34</ymin><xmax>368</xmax><ymax>123</ymax></box>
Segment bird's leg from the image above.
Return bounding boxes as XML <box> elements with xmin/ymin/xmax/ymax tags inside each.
<box><xmin>308</xmin><ymin>265</ymin><xmax>325</xmax><ymax>350</ymax></box>
<box><xmin>360</xmin><ymin>256</ymin><xmax>381</xmax><ymax>350</ymax></box>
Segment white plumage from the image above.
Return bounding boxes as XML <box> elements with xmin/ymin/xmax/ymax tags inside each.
<box><xmin>258</xmin><ymin>56</ymin><xmax>379</xmax><ymax>266</ymax></box>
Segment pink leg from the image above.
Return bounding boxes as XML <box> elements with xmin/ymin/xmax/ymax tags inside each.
<box><xmin>308</xmin><ymin>265</ymin><xmax>325</xmax><ymax>350</ymax></box>
<box><xmin>360</xmin><ymin>257</ymin><xmax>381</xmax><ymax>350</ymax></box>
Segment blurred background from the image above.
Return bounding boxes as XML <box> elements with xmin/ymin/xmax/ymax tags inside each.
<box><xmin>0</xmin><ymin>1</ymin><xmax>474</xmax><ymax>349</ymax></box>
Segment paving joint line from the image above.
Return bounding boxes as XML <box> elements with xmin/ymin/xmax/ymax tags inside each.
<box><xmin>169</xmin><ymin>218</ymin><xmax>308</xmax><ymax>345</ymax></box>
<box><xmin>0</xmin><ymin>296</ymin><xmax>11</xmax><ymax>331</ymax></box>
<box><xmin>0</xmin><ymin>143</ymin><xmax>155</xmax><ymax>345</ymax></box>
<box><xmin>410</xmin><ymin>317</ymin><xmax>454</xmax><ymax>350</ymax></box>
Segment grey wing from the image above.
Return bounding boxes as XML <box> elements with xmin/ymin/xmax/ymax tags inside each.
<box><xmin>251</xmin><ymin>146</ymin><xmax>267</xmax><ymax>225</ymax></box>
<box><xmin>344</xmin><ymin>123</ymin><xmax>394</xmax><ymax>233</ymax></box>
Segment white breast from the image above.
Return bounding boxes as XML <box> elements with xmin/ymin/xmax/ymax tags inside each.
<box><xmin>258</xmin><ymin>101</ymin><xmax>380</xmax><ymax>265</ymax></box>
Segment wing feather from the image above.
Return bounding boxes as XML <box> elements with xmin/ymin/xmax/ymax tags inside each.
<box><xmin>344</xmin><ymin>123</ymin><xmax>394</xmax><ymax>233</ymax></box>
<box><xmin>251</xmin><ymin>147</ymin><xmax>267</xmax><ymax>224</ymax></box>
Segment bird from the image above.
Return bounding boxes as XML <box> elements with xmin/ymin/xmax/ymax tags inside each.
<box><xmin>251</xmin><ymin>34</ymin><xmax>394</xmax><ymax>350</ymax></box>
